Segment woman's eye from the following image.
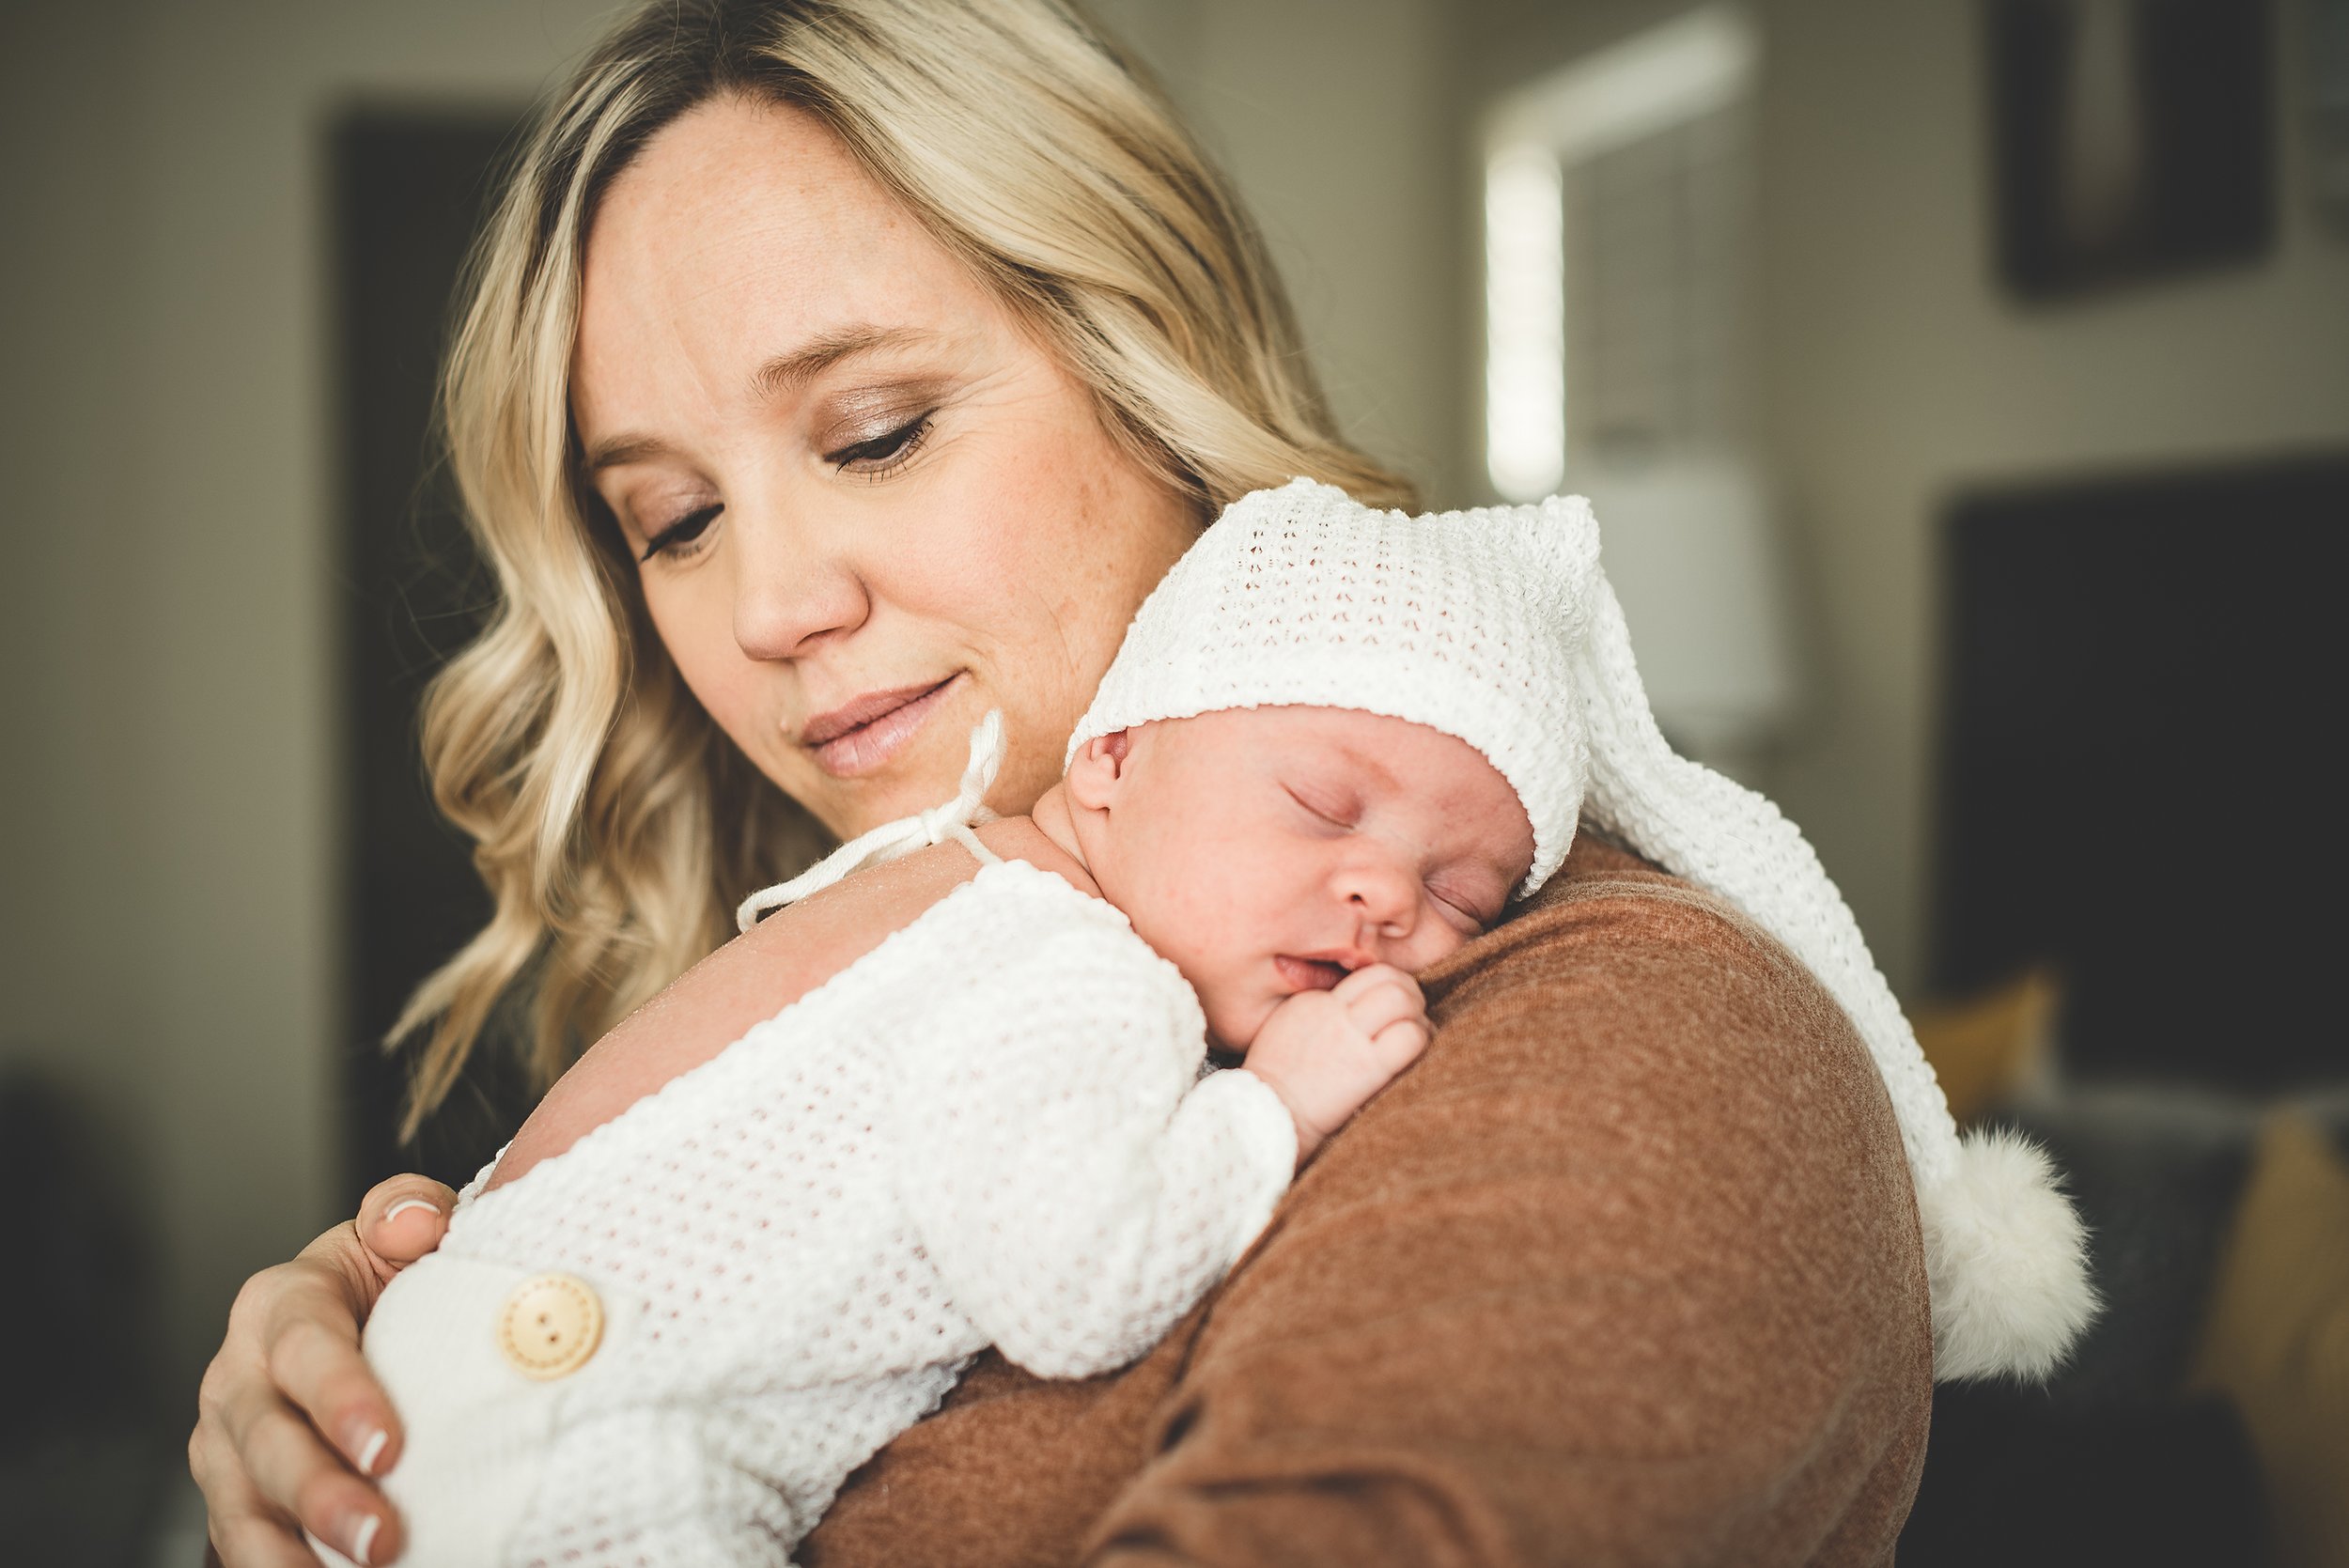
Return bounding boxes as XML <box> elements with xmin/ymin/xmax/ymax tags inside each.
<box><xmin>640</xmin><ymin>503</ymin><xmax>722</xmax><ymax>562</ymax></box>
<box><xmin>827</xmin><ymin>412</ymin><xmax>934</xmax><ymax>475</ymax></box>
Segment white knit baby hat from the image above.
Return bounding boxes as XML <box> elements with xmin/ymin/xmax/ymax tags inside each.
<box><xmin>1068</xmin><ymin>476</ymin><xmax>2096</xmax><ymax>1383</ymax></box>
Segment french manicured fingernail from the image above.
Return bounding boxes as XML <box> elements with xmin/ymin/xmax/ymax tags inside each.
<box><xmin>353</xmin><ymin>1425</ymin><xmax>388</xmax><ymax>1475</ymax></box>
<box><xmin>382</xmin><ymin>1198</ymin><xmax>440</xmax><ymax>1223</ymax></box>
<box><xmin>345</xmin><ymin>1511</ymin><xmax>381</xmax><ymax>1566</ymax></box>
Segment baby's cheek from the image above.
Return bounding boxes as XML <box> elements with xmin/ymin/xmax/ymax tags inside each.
<box><xmin>1413</xmin><ymin>924</ymin><xmax>1471</xmax><ymax>970</ymax></box>
<box><xmin>1190</xmin><ymin>973</ymin><xmax>1268</xmax><ymax>1053</ymax></box>
<box><xmin>1204</xmin><ymin>990</ymin><xmax>1253</xmax><ymax>1052</ymax></box>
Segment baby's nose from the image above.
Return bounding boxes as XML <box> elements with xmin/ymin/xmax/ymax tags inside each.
<box><xmin>1343</xmin><ymin>861</ymin><xmax>1420</xmax><ymax>936</ymax></box>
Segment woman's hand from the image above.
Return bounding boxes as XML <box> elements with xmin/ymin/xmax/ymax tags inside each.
<box><xmin>192</xmin><ymin>1175</ymin><xmax>454</xmax><ymax>1567</ymax></box>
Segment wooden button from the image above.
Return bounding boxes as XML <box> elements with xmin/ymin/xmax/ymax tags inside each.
<box><xmin>497</xmin><ymin>1273</ymin><xmax>603</xmax><ymax>1380</ymax></box>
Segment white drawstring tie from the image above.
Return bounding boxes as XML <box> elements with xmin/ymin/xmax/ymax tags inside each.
<box><xmin>736</xmin><ymin>710</ymin><xmax>1006</xmax><ymax>932</ymax></box>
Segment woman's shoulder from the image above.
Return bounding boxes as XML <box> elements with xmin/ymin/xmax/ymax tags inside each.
<box><xmin>1100</xmin><ymin>816</ymin><xmax>1935</xmax><ymax>1564</ymax></box>
<box><xmin>1432</xmin><ymin>817</ymin><xmax>1884</xmax><ymax>1104</ymax></box>
<box><xmin>1314</xmin><ymin>815</ymin><xmax>1921</xmax><ymax>1217</ymax></box>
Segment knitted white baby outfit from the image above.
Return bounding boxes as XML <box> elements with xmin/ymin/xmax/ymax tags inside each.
<box><xmin>341</xmin><ymin>846</ymin><xmax>1294</xmax><ymax>1567</ymax></box>
<box><xmin>1069</xmin><ymin>476</ymin><xmax>2098</xmax><ymax>1384</ymax></box>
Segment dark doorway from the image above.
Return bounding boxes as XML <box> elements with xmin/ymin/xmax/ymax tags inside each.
<box><xmin>331</xmin><ymin>108</ymin><xmax>536</xmax><ymax>1203</ymax></box>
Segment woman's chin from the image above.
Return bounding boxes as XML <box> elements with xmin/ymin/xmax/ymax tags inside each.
<box><xmin>824</xmin><ymin>785</ymin><xmax>946</xmax><ymax>841</ymax></box>
<box><xmin>799</xmin><ymin>716</ymin><xmax>986</xmax><ymax>838</ymax></box>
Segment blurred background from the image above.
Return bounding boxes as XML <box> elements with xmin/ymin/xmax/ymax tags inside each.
<box><xmin>4</xmin><ymin>0</ymin><xmax>2343</xmax><ymax>1562</ymax></box>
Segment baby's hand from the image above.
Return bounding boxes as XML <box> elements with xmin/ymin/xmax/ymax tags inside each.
<box><xmin>1243</xmin><ymin>963</ymin><xmax>1432</xmax><ymax>1165</ymax></box>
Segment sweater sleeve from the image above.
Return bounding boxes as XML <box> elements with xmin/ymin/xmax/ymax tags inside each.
<box><xmin>894</xmin><ymin>919</ymin><xmax>1297</xmax><ymax>1380</ymax></box>
<box><xmin>1076</xmin><ymin>874</ymin><xmax>1936</xmax><ymax>1568</ymax></box>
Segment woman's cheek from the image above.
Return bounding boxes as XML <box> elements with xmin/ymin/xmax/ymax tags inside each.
<box><xmin>647</xmin><ymin>582</ymin><xmax>763</xmax><ymax>756</ymax></box>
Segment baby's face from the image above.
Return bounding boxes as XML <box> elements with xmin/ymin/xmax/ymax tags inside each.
<box><xmin>1071</xmin><ymin>707</ymin><xmax>1535</xmax><ymax>1048</ymax></box>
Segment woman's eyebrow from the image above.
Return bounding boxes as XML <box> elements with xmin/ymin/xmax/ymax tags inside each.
<box><xmin>582</xmin><ymin>325</ymin><xmax>948</xmax><ymax>474</ymax></box>
<box><xmin>746</xmin><ymin>324</ymin><xmax>942</xmax><ymax>403</ymax></box>
<box><xmin>582</xmin><ymin>431</ymin><xmax>674</xmax><ymax>475</ymax></box>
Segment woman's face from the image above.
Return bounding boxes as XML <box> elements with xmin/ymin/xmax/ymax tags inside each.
<box><xmin>572</xmin><ymin>95</ymin><xmax>1199</xmax><ymax>838</ymax></box>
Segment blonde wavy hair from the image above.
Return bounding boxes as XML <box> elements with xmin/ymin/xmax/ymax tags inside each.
<box><xmin>394</xmin><ymin>0</ymin><xmax>1416</xmax><ymax>1137</ymax></box>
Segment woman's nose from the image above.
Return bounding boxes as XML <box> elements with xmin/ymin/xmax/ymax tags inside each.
<box><xmin>726</xmin><ymin>500</ymin><xmax>871</xmax><ymax>660</ymax></box>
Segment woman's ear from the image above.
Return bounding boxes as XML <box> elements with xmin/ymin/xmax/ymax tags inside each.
<box><xmin>1064</xmin><ymin>729</ymin><xmax>1132</xmax><ymax>811</ymax></box>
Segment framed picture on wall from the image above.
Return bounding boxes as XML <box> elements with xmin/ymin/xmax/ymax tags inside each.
<box><xmin>2316</xmin><ymin>0</ymin><xmax>2349</xmax><ymax>233</ymax></box>
<box><xmin>1983</xmin><ymin>0</ymin><xmax>2276</xmax><ymax>301</ymax></box>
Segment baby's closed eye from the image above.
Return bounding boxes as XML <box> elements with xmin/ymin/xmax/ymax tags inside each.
<box><xmin>1425</xmin><ymin>880</ymin><xmax>1494</xmax><ymax>935</ymax></box>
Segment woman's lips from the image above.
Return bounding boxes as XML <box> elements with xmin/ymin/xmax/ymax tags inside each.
<box><xmin>801</xmin><ymin>674</ymin><xmax>964</xmax><ymax>778</ymax></box>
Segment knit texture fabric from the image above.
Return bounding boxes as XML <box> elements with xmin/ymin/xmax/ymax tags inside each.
<box><xmin>804</xmin><ymin>831</ymin><xmax>1935</xmax><ymax>1568</ymax></box>
<box><xmin>1069</xmin><ymin>477</ymin><xmax>2097</xmax><ymax>1383</ymax></box>
<box><xmin>351</xmin><ymin>860</ymin><xmax>1295</xmax><ymax>1568</ymax></box>
<box><xmin>1070</xmin><ymin>479</ymin><xmax>1595</xmax><ymax>897</ymax></box>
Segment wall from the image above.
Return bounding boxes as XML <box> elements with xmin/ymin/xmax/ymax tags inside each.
<box><xmin>0</xmin><ymin>0</ymin><xmax>1464</xmax><ymax>1409</ymax></box>
<box><xmin>0</xmin><ymin>0</ymin><xmax>642</xmax><ymax>1405</ymax></box>
<box><xmin>1100</xmin><ymin>0</ymin><xmax>1465</xmax><ymax>499</ymax></box>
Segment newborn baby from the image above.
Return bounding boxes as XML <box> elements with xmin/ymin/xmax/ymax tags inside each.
<box><xmin>344</xmin><ymin>705</ymin><xmax>1531</xmax><ymax>1568</ymax></box>
<box><xmin>336</xmin><ymin>478</ymin><xmax>2093</xmax><ymax>1568</ymax></box>
<box><xmin>332</xmin><ymin>507</ymin><xmax>1552</xmax><ymax>1565</ymax></box>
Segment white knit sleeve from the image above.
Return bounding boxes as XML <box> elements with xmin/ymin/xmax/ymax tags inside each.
<box><xmin>893</xmin><ymin>920</ymin><xmax>1296</xmax><ymax>1380</ymax></box>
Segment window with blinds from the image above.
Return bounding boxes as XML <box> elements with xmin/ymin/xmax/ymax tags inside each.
<box><xmin>1563</xmin><ymin>101</ymin><xmax>1748</xmax><ymax>460</ymax></box>
<box><xmin>1483</xmin><ymin>5</ymin><xmax>1757</xmax><ymax>498</ymax></box>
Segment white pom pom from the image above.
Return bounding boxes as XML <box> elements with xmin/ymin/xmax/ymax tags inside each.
<box><xmin>1919</xmin><ymin>1127</ymin><xmax>2101</xmax><ymax>1382</ymax></box>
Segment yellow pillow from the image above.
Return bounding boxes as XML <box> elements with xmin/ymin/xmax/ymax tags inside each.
<box><xmin>2190</xmin><ymin>1113</ymin><xmax>2349</xmax><ymax>1568</ymax></box>
<box><xmin>1908</xmin><ymin>969</ymin><xmax>2058</xmax><ymax>1126</ymax></box>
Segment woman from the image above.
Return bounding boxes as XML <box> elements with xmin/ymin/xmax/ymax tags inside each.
<box><xmin>191</xmin><ymin>3</ymin><xmax>1934</xmax><ymax>1564</ymax></box>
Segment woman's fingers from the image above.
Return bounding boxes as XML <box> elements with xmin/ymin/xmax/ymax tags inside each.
<box><xmin>193</xmin><ymin>1216</ymin><xmax>412</xmax><ymax>1565</ymax></box>
<box><xmin>233</xmin><ymin>1395</ymin><xmax>401</xmax><ymax>1564</ymax></box>
<box><xmin>192</xmin><ymin>1410</ymin><xmax>312</xmax><ymax>1568</ymax></box>
<box><xmin>262</xmin><ymin>1307</ymin><xmax>399</xmax><ymax>1479</ymax></box>
<box><xmin>195</xmin><ymin>1309</ymin><xmax>394</xmax><ymax>1564</ymax></box>
<box><xmin>205</xmin><ymin>1490</ymin><xmax>338</xmax><ymax>1568</ymax></box>
<box><xmin>357</xmin><ymin>1174</ymin><xmax>456</xmax><ymax>1271</ymax></box>
<box><xmin>256</xmin><ymin>1236</ymin><xmax>407</xmax><ymax>1472</ymax></box>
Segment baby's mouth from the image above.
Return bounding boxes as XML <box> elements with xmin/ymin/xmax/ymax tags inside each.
<box><xmin>1273</xmin><ymin>954</ymin><xmax>1351</xmax><ymax>992</ymax></box>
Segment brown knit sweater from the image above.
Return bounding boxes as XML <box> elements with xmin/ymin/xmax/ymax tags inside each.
<box><xmin>801</xmin><ymin>832</ymin><xmax>1934</xmax><ymax>1567</ymax></box>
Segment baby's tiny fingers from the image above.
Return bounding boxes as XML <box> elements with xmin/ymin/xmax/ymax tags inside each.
<box><xmin>1331</xmin><ymin>962</ymin><xmax>1419</xmax><ymax>1006</ymax></box>
<box><xmin>1353</xmin><ymin>986</ymin><xmax>1419</xmax><ymax>1047</ymax></box>
<box><xmin>1338</xmin><ymin>971</ymin><xmax>1425</xmax><ymax>1033</ymax></box>
<box><xmin>1369</xmin><ymin>1015</ymin><xmax>1434</xmax><ymax>1069</ymax></box>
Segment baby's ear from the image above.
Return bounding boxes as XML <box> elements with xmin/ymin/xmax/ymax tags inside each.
<box><xmin>1064</xmin><ymin>729</ymin><xmax>1132</xmax><ymax>810</ymax></box>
